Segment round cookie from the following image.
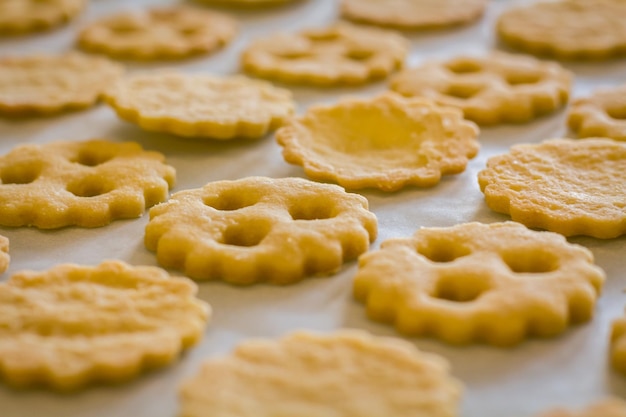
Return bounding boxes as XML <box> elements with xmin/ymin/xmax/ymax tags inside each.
<box><xmin>390</xmin><ymin>52</ymin><xmax>572</xmax><ymax>125</ymax></box>
<box><xmin>0</xmin><ymin>260</ymin><xmax>210</xmax><ymax>391</ymax></box>
<box><xmin>78</xmin><ymin>6</ymin><xmax>237</xmax><ymax>61</ymax></box>
<box><xmin>104</xmin><ymin>72</ymin><xmax>294</xmax><ymax>140</ymax></box>
<box><xmin>241</xmin><ymin>23</ymin><xmax>408</xmax><ymax>86</ymax></box>
<box><xmin>341</xmin><ymin>0</ymin><xmax>487</xmax><ymax>30</ymax></box>
<box><xmin>478</xmin><ymin>138</ymin><xmax>626</xmax><ymax>239</ymax></box>
<box><xmin>275</xmin><ymin>93</ymin><xmax>479</xmax><ymax>191</ymax></box>
<box><xmin>568</xmin><ymin>84</ymin><xmax>626</xmax><ymax>141</ymax></box>
<box><xmin>180</xmin><ymin>330</ymin><xmax>462</xmax><ymax>417</ymax></box>
<box><xmin>145</xmin><ymin>176</ymin><xmax>378</xmax><ymax>285</ymax></box>
<box><xmin>354</xmin><ymin>221</ymin><xmax>605</xmax><ymax>347</ymax></box>
<box><xmin>0</xmin><ymin>0</ymin><xmax>84</xmax><ymax>35</ymax></box>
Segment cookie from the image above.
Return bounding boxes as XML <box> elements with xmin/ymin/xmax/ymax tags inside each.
<box><xmin>193</xmin><ymin>0</ymin><xmax>299</xmax><ymax>6</ymax></box>
<box><xmin>390</xmin><ymin>52</ymin><xmax>572</xmax><ymax>125</ymax></box>
<box><xmin>275</xmin><ymin>93</ymin><xmax>479</xmax><ymax>191</ymax></box>
<box><xmin>179</xmin><ymin>330</ymin><xmax>462</xmax><ymax>417</ymax></box>
<box><xmin>0</xmin><ymin>0</ymin><xmax>84</xmax><ymax>35</ymax></box>
<box><xmin>0</xmin><ymin>139</ymin><xmax>176</xmax><ymax>229</ymax></box>
<box><xmin>104</xmin><ymin>72</ymin><xmax>294</xmax><ymax>140</ymax></box>
<box><xmin>497</xmin><ymin>0</ymin><xmax>626</xmax><ymax>60</ymax></box>
<box><xmin>241</xmin><ymin>23</ymin><xmax>408</xmax><ymax>86</ymax></box>
<box><xmin>78</xmin><ymin>6</ymin><xmax>237</xmax><ymax>61</ymax></box>
<box><xmin>0</xmin><ymin>235</ymin><xmax>8</xmax><ymax>274</ymax></box>
<box><xmin>0</xmin><ymin>260</ymin><xmax>210</xmax><ymax>391</ymax></box>
<box><xmin>478</xmin><ymin>138</ymin><xmax>626</xmax><ymax>239</ymax></box>
<box><xmin>0</xmin><ymin>53</ymin><xmax>124</xmax><ymax>116</ymax></box>
<box><xmin>341</xmin><ymin>0</ymin><xmax>487</xmax><ymax>30</ymax></box>
<box><xmin>145</xmin><ymin>176</ymin><xmax>377</xmax><ymax>285</ymax></box>
<box><xmin>611</xmin><ymin>310</ymin><xmax>626</xmax><ymax>375</ymax></box>
<box><xmin>568</xmin><ymin>84</ymin><xmax>626</xmax><ymax>141</ymax></box>
<box><xmin>354</xmin><ymin>222</ymin><xmax>605</xmax><ymax>347</ymax></box>
<box><xmin>537</xmin><ymin>399</ymin><xmax>626</xmax><ymax>417</ymax></box>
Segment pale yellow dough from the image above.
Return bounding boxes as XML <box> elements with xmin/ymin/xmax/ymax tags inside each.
<box><xmin>0</xmin><ymin>235</ymin><xmax>8</xmax><ymax>274</ymax></box>
<box><xmin>0</xmin><ymin>260</ymin><xmax>210</xmax><ymax>391</ymax></box>
<box><xmin>276</xmin><ymin>93</ymin><xmax>479</xmax><ymax>191</ymax></box>
<box><xmin>568</xmin><ymin>84</ymin><xmax>626</xmax><ymax>141</ymax></box>
<box><xmin>0</xmin><ymin>0</ymin><xmax>84</xmax><ymax>35</ymax></box>
<box><xmin>537</xmin><ymin>399</ymin><xmax>626</xmax><ymax>417</ymax></box>
<box><xmin>180</xmin><ymin>330</ymin><xmax>462</xmax><ymax>417</ymax></box>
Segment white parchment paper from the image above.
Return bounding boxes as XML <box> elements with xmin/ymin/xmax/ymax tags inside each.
<box><xmin>1</xmin><ymin>1</ymin><xmax>626</xmax><ymax>416</ymax></box>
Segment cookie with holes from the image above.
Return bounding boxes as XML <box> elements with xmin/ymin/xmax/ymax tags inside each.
<box><xmin>275</xmin><ymin>93</ymin><xmax>479</xmax><ymax>191</ymax></box>
<box><xmin>77</xmin><ymin>6</ymin><xmax>237</xmax><ymax>60</ymax></box>
<box><xmin>180</xmin><ymin>330</ymin><xmax>462</xmax><ymax>417</ymax></box>
<box><xmin>0</xmin><ymin>139</ymin><xmax>176</xmax><ymax>229</ymax></box>
<box><xmin>341</xmin><ymin>0</ymin><xmax>487</xmax><ymax>30</ymax></box>
<box><xmin>0</xmin><ymin>260</ymin><xmax>210</xmax><ymax>391</ymax></box>
<box><xmin>536</xmin><ymin>399</ymin><xmax>626</xmax><ymax>417</ymax></box>
<box><xmin>354</xmin><ymin>222</ymin><xmax>605</xmax><ymax>347</ymax></box>
<box><xmin>389</xmin><ymin>52</ymin><xmax>572</xmax><ymax>125</ymax></box>
<box><xmin>145</xmin><ymin>176</ymin><xmax>377</xmax><ymax>285</ymax></box>
<box><xmin>0</xmin><ymin>235</ymin><xmax>8</xmax><ymax>274</ymax></box>
<box><xmin>568</xmin><ymin>84</ymin><xmax>626</xmax><ymax>141</ymax></box>
<box><xmin>0</xmin><ymin>53</ymin><xmax>124</xmax><ymax>116</ymax></box>
<box><xmin>104</xmin><ymin>72</ymin><xmax>294</xmax><ymax>140</ymax></box>
<box><xmin>241</xmin><ymin>23</ymin><xmax>408</xmax><ymax>86</ymax></box>
<box><xmin>0</xmin><ymin>0</ymin><xmax>85</xmax><ymax>35</ymax></box>
<box><xmin>497</xmin><ymin>0</ymin><xmax>626</xmax><ymax>60</ymax></box>
<box><xmin>478</xmin><ymin>138</ymin><xmax>626</xmax><ymax>239</ymax></box>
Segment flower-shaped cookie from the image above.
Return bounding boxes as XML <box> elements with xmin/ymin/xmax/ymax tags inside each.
<box><xmin>0</xmin><ymin>260</ymin><xmax>210</xmax><ymax>391</ymax></box>
<box><xmin>497</xmin><ymin>0</ymin><xmax>626</xmax><ymax>60</ymax></box>
<box><xmin>276</xmin><ymin>93</ymin><xmax>479</xmax><ymax>191</ymax></box>
<box><xmin>341</xmin><ymin>0</ymin><xmax>487</xmax><ymax>30</ymax></box>
<box><xmin>568</xmin><ymin>84</ymin><xmax>626</xmax><ymax>141</ymax></box>
<box><xmin>145</xmin><ymin>176</ymin><xmax>378</xmax><ymax>285</ymax></box>
<box><xmin>0</xmin><ymin>0</ymin><xmax>84</xmax><ymax>35</ymax></box>
<box><xmin>0</xmin><ymin>53</ymin><xmax>124</xmax><ymax>116</ymax></box>
<box><xmin>104</xmin><ymin>72</ymin><xmax>294</xmax><ymax>140</ymax></box>
<box><xmin>611</xmin><ymin>311</ymin><xmax>626</xmax><ymax>375</ymax></box>
<box><xmin>0</xmin><ymin>139</ymin><xmax>176</xmax><ymax>229</ymax></box>
<box><xmin>354</xmin><ymin>222</ymin><xmax>605</xmax><ymax>347</ymax></box>
<box><xmin>390</xmin><ymin>52</ymin><xmax>572</xmax><ymax>125</ymax></box>
<box><xmin>241</xmin><ymin>23</ymin><xmax>408</xmax><ymax>86</ymax></box>
<box><xmin>0</xmin><ymin>235</ymin><xmax>8</xmax><ymax>274</ymax></box>
<box><xmin>537</xmin><ymin>399</ymin><xmax>626</xmax><ymax>417</ymax></box>
<box><xmin>478</xmin><ymin>138</ymin><xmax>626</xmax><ymax>239</ymax></box>
<box><xmin>78</xmin><ymin>6</ymin><xmax>237</xmax><ymax>60</ymax></box>
<box><xmin>180</xmin><ymin>330</ymin><xmax>462</xmax><ymax>417</ymax></box>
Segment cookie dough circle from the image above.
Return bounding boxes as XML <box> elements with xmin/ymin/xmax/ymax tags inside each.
<box><xmin>0</xmin><ymin>0</ymin><xmax>85</xmax><ymax>35</ymax></box>
<box><xmin>568</xmin><ymin>84</ymin><xmax>626</xmax><ymax>141</ymax></box>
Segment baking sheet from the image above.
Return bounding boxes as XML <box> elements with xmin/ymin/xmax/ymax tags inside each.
<box><xmin>1</xmin><ymin>0</ymin><xmax>626</xmax><ymax>416</ymax></box>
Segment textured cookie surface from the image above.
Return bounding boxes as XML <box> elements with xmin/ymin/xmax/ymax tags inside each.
<box><xmin>0</xmin><ymin>139</ymin><xmax>176</xmax><ymax>229</ymax></box>
<box><xmin>537</xmin><ymin>399</ymin><xmax>626</xmax><ymax>417</ymax></box>
<box><xmin>341</xmin><ymin>0</ymin><xmax>487</xmax><ymax>29</ymax></box>
<box><xmin>611</xmin><ymin>310</ymin><xmax>626</xmax><ymax>375</ymax></box>
<box><xmin>0</xmin><ymin>0</ymin><xmax>84</xmax><ymax>35</ymax></box>
<box><xmin>390</xmin><ymin>52</ymin><xmax>572</xmax><ymax>125</ymax></box>
<box><xmin>180</xmin><ymin>330</ymin><xmax>462</xmax><ymax>417</ymax></box>
<box><xmin>497</xmin><ymin>0</ymin><xmax>626</xmax><ymax>60</ymax></box>
<box><xmin>276</xmin><ymin>93</ymin><xmax>479</xmax><ymax>191</ymax></box>
<box><xmin>0</xmin><ymin>260</ymin><xmax>210</xmax><ymax>391</ymax></box>
<box><xmin>354</xmin><ymin>222</ymin><xmax>605</xmax><ymax>347</ymax></box>
<box><xmin>0</xmin><ymin>235</ymin><xmax>8</xmax><ymax>274</ymax></box>
<box><xmin>145</xmin><ymin>176</ymin><xmax>377</xmax><ymax>284</ymax></box>
<box><xmin>568</xmin><ymin>84</ymin><xmax>626</xmax><ymax>141</ymax></box>
<box><xmin>478</xmin><ymin>138</ymin><xmax>626</xmax><ymax>239</ymax></box>
<box><xmin>0</xmin><ymin>53</ymin><xmax>124</xmax><ymax>116</ymax></box>
<box><xmin>104</xmin><ymin>72</ymin><xmax>294</xmax><ymax>139</ymax></box>
<box><xmin>242</xmin><ymin>23</ymin><xmax>408</xmax><ymax>86</ymax></box>
<box><xmin>78</xmin><ymin>6</ymin><xmax>237</xmax><ymax>60</ymax></box>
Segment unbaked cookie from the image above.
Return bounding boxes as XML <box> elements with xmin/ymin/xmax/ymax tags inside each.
<box><xmin>478</xmin><ymin>138</ymin><xmax>626</xmax><ymax>239</ymax></box>
<box><xmin>0</xmin><ymin>139</ymin><xmax>176</xmax><ymax>229</ymax></box>
<box><xmin>537</xmin><ymin>399</ymin><xmax>626</xmax><ymax>417</ymax></box>
<box><xmin>0</xmin><ymin>260</ymin><xmax>210</xmax><ymax>391</ymax></box>
<box><xmin>0</xmin><ymin>0</ymin><xmax>84</xmax><ymax>35</ymax></box>
<box><xmin>568</xmin><ymin>84</ymin><xmax>626</xmax><ymax>141</ymax></box>
<box><xmin>0</xmin><ymin>53</ymin><xmax>124</xmax><ymax>116</ymax></box>
<box><xmin>78</xmin><ymin>6</ymin><xmax>237</xmax><ymax>61</ymax></box>
<box><xmin>276</xmin><ymin>93</ymin><xmax>479</xmax><ymax>191</ymax></box>
<box><xmin>390</xmin><ymin>52</ymin><xmax>572</xmax><ymax>125</ymax></box>
<box><xmin>241</xmin><ymin>23</ymin><xmax>408</xmax><ymax>86</ymax></box>
<box><xmin>354</xmin><ymin>222</ymin><xmax>605</xmax><ymax>346</ymax></box>
<box><xmin>104</xmin><ymin>72</ymin><xmax>294</xmax><ymax>139</ymax></box>
<box><xmin>180</xmin><ymin>330</ymin><xmax>462</xmax><ymax>417</ymax></box>
<box><xmin>341</xmin><ymin>0</ymin><xmax>487</xmax><ymax>30</ymax></box>
<box><xmin>497</xmin><ymin>0</ymin><xmax>626</xmax><ymax>60</ymax></box>
<box><xmin>145</xmin><ymin>176</ymin><xmax>377</xmax><ymax>285</ymax></box>
<box><xmin>0</xmin><ymin>235</ymin><xmax>8</xmax><ymax>274</ymax></box>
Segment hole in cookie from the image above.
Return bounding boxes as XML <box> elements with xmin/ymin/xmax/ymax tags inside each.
<box><xmin>445</xmin><ymin>84</ymin><xmax>483</xmax><ymax>99</ymax></box>
<box><xmin>501</xmin><ymin>249</ymin><xmax>559</xmax><ymax>274</ymax></box>
<box><xmin>505</xmin><ymin>73</ymin><xmax>543</xmax><ymax>86</ymax></box>
<box><xmin>70</xmin><ymin>149</ymin><xmax>114</xmax><ymax>167</ymax></box>
<box><xmin>607</xmin><ymin>107</ymin><xmax>626</xmax><ymax>120</ymax></box>
<box><xmin>66</xmin><ymin>178</ymin><xmax>113</xmax><ymax>198</ymax></box>
<box><xmin>417</xmin><ymin>241</ymin><xmax>471</xmax><ymax>263</ymax></box>
<box><xmin>433</xmin><ymin>274</ymin><xmax>488</xmax><ymax>303</ymax></box>
<box><xmin>0</xmin><ymin>163</ymin><xmax>42</xmax><ymax>185</ymax></box>
<box><xmin>289</xmin><ymin>199</ymin><xmax>336</xmax><ymax>221</ymax></box>
<box><xmin>221</xmin><ymin>221</ymin><xmax>270</xmax><ymax>247</ymax></box>
<box><xmin>203</xmin><ymin>190</ymin><xmax>258</xmax><ymax>211</ymax></box>
<box><xmin>345</xmin><ymin>49</ymin><xmax>374</xmax><ymax>61</ymax></box>
<box><xmin>445</xmin><ymin>60</ymin><xmax>483</xmax><ymax>74</ymax></box>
